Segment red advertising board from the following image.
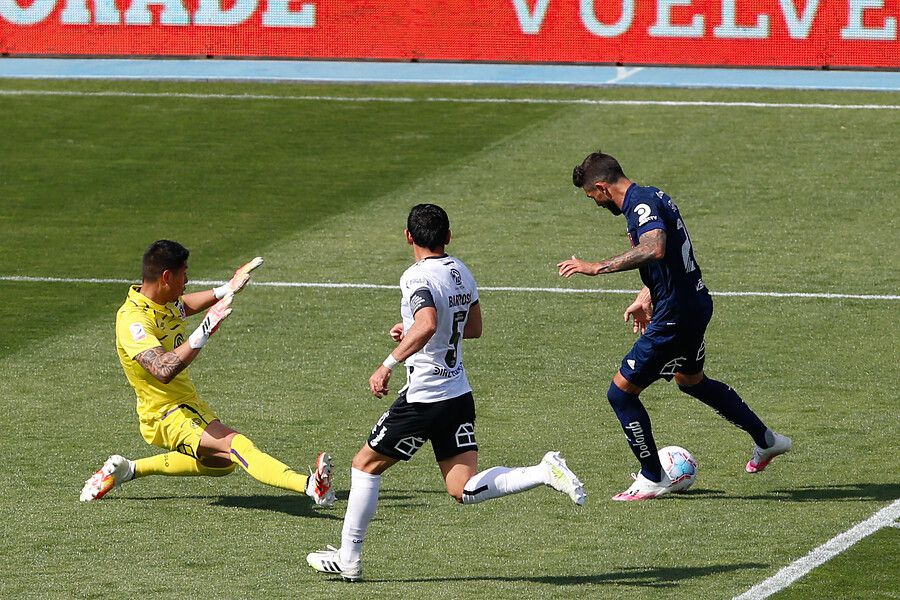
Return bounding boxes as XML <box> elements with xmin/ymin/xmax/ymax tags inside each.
<box><xmin>1</xmin><ymin>0</ymin><xmax>897</xmax><ymax>68</ymax></box>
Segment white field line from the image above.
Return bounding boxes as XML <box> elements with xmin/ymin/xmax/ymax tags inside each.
<box><xmin>1</xmin><ymin>275</ymin><xmax>898</xmax><ymax>301</ymax></box>
<box><xmin>734</xmin><ymin>499</ymin><xmax>900</xmax><ymax>600</ymax></box>
<box><xmin>0</xmin><ymin>89</ymin><xmax>898</xmax><ymax>111</ymax></box>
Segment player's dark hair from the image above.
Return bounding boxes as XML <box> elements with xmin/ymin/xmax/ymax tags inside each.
<box><xmin>142</xmin><ymin>240</ymin><xmax>189</xmax><ymax>281</ymax></box>
<box><xmin>573</xmin><ymin>151</ymin><xmax>626</xmax><ymax>188</ymax></box>
<box><xmin>407</xmin><ymin>204</ymin><xmax>450</xmax><ymax>251</ymax></box>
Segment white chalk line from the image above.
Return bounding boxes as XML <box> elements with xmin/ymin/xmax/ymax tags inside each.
<box><xmin>1</xmin><ymin>275</ymin><xmax>897</xmax><ymax>301</ymax></box>
<box><xmin>0</xmin><ymin>89</ymin><xmax>897</xmax><ymax>110</ymax></box>
<box><xmin>734</xmin><ymin>499</ymin><xmax>900</xmax><ymax>599</ymax></box>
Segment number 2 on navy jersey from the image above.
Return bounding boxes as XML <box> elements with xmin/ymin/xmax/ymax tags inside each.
<box><xmin>676</xmin><ymin>218</ymin><xmax>696</xmax><ymax>273</ymax></box>
<box><xmin>445</xmin><ymin>310</ymin><xmax>467</xmax><ymax>368</ymax></box>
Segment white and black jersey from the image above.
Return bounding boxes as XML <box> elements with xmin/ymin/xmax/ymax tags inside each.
<box><xmin>398</xmin><ymin>254</ymin><xmax>479</xmax><ymax>403</ymax></box>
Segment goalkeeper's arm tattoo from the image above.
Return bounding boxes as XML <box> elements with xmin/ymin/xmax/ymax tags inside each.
<box><xmin>135</xmin><ymin>347</ymin><xmax>187</xmax><ymax>384</ymax></box>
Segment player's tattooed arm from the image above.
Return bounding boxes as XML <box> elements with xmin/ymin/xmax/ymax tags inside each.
<box><xmin>595</xmin><ymin>229</ymin><xmax>667</xmax><ymax>274</ymax></box>
<box><xmin>558</xmin><ymin>229</ymin><xmax>666</xmax><ymax>277</ymax></box>
<box><xmin>135</xmin><ymin>346</ymin><xmax>188</xmax><ymax>384</ymax></box>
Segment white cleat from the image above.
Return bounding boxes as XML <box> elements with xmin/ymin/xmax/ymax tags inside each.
<box><xmin>612</xmin><ymin>471</ymin><xmax>674</xmax><ymax>501</ymax></box>
<box><xmin>306</xmin><ymin>452</ymin><xmax>336</xmax><ymax>507</ymax></box>
<box><xmin>746</xmin><ymin>432</ymin><xmax>792</xmax><ymax>473</ymax></box>
<box><xmin>542</xmin><ymin>451</ymin><xmax>586</xmax><ymax>505</ymax></box>
<box><xmin>306</xmin><ymin>545</ymin><xmax>362</xmax><ymax>582</ymax></box>
<box><xmin>79</xmin><ymin>455</ymin><xmax>134</xmax><ymax>502</ymax></box>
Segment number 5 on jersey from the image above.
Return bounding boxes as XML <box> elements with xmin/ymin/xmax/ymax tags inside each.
<box><xmin>444</xmin><ymin>311</ymin><xmax>467</xmax><ymax>368</ymax></box>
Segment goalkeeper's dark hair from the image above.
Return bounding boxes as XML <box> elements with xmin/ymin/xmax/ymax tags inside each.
<box><xmin>142</xmin><ymin>240</ymin><xmax>190</xmax><ymax>281</ymax></box>
<box><xmin>573</xmin><ymin>151</ymin><xmax>626</xmax><ymax>188</ymax></box>
<box><xmin>407</xmin><ymin>204</ymin><xmax>450</xmax><ymax>251</ymax></box>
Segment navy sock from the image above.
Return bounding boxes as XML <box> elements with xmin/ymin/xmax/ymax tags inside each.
<box><xmin>679</xmin><ymin>377</ymin><xmax>769</xmax><ymax>447</ymax></box>
<box><xmin>607</xmin><ymin>382</ymin><xmax>663</xmax><ymax>482</ymax></box>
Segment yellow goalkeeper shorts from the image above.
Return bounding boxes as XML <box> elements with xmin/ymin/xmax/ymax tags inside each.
<box><xmin>139</xmin><ymin>398</ymin><xmax>219</xmax><ymax>458</ymax></box>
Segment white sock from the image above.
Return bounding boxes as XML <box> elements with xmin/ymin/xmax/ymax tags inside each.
<box><xmin>461</xmin><ymin>464</ymin><xmax>547</xmax><ymax>504</ymax></box>
<box><xmin>339</xmin><ymin>468</ymin><xmax>381</xmax><ymax>564</ymax></box>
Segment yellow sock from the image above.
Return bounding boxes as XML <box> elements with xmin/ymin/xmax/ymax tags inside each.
<box><xmin>229</xmin><ymin>434</ymin><xmax>309</xmax><ymax>493</ymax></box>
<box><xmin>134</xmin><ymin>452</ymin><xmax>236</xmax><ymax>478</ymax></box>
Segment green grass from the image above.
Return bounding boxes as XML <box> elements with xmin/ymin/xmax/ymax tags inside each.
<box><xmin>0</xmin><ymin>79</ymin><xmax>898</xmax><ymax>599</ymax></box>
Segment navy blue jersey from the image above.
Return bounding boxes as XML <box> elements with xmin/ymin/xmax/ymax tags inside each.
<box><xmin>622</xmin><ymin>183</ymin><xmax>711</xmax><ymax>325</ymax></box>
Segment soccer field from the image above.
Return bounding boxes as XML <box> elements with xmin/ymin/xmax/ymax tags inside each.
<box><xmin>0</xmin><ymin>79</ymin><xmax>897</xmax><ymax>599</ymax></box>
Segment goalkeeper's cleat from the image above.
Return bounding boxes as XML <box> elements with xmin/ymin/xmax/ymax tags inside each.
<box><xmin>79</xmin><ymin>455</ymin><xmax>135</xmax><ymax>502</ymax></box>
<box><xmin>306</xmin><ymin>545</ymin><xmax>362</xmax><ymax>582</ymax></box>
<box><xmin>306</xmin><ymin>452</ymin><xmax>335</xmax><ymax>508</ymax></box>
<box><xmin>746</xmin><ymin>431</ymin><xmax>792</xmax><ymax>473</ymax></box>
<box><xmin>612</xmin><ymin>471</ymin><xmax>674</xmax><ymax>501</ymax></box>
<box><xmin>542</xmin><ymin>451</ymin><xmax>586</xmax><ymax>506</ymax></box>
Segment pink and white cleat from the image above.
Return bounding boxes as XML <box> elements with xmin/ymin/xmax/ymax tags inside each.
<box><xmin>612</xmin><ymin>471</ymin><xmax>674</xmax><ymax>501</ymax></box>
<box><xmin>746</xmin><ymin>432</ymin><xmax>792</xmax><ymax>473</ymax></box>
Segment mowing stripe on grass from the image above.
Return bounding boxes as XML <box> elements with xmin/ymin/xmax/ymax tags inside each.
<box><xmin>733</xmin><ymin>499</ymin><xmax>900</xmax><ymax>600</ymax></box>
<box><xmin>0</xmin><ymin>90</ymin><xmax>898</xmax><ymax>111</ymax></box>
<box><xmin>2</xmin><ymin>275</ymin><xmax>898</xmax><ymax>301</ymax></box>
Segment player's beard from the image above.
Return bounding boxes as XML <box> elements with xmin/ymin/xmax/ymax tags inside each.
<box><xmin>598</xmin><ymin>200</ymin><xmax>622</xmax><ymax>215</ymax></box>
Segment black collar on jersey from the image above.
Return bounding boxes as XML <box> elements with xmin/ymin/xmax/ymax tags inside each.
<box><xmin>421</xmin><ymin>253</ymin><xmax>449</xmax><ymax>261</ymax></box>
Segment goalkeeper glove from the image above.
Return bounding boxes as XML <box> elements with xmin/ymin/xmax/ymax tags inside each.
<box><xmin>214</xmin><ymin>256</ymin><xmax>264</xmax><ymax>299</ymax></box>
<box><xmin>188</xmin><ymin>293</ymin><xmax>234</xmax><ymax>349</ymax></box>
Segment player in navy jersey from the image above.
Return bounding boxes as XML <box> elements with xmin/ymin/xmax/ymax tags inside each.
<box><xmin>558</xmin><ymin>151</ymin><xmax>791</xmax><ymax>501</ymax></box>
<box><xmin>306</xmin><ymin>204</ymin><xmax>585</xmax><ymax>581</ymax></box>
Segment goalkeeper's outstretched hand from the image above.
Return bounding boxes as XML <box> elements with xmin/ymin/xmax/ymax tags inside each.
<box><xmin>189</xmin><ymin>293</ymin><xmax>234</xmax><ymax>349</ymax></box>
<box><xmin>215</xmin><ymin>257</ymin><xmax>264</xmax><ymax>298</ymax></box>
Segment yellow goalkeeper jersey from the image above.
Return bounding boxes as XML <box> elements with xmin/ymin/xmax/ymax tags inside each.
<box><xmin>115</xmin><ymin>285</ymin><xmax>199</xmax><ymax>418</ymax></box>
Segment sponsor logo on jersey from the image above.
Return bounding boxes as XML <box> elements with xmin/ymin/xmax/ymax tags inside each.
<box><xmin>432</xmin><ymin>364</ymin><xmax>464</xmax><ymax>378</ymax></box>
<box><xmin>405</xmin><ymin>277</ymin><xmax>426</xmax><ymax>289</ymax></box>
<box><xmin>174</xmin><ymin>333</ymin><xmax>185</xmax><ymax>347</ymax></box>
<box><xmin>633</xmin><ymin>203</ymin><xmax>659</xmax><ymax>227</ymax></box>
<box><xmin>129</xmin><ymin>322</ymin><xmax>147</xmax><ymax>342</ymax></box>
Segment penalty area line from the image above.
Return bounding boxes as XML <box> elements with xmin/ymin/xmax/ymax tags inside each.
<box><xmin>1</xmin><ymin>275</ymin><xmax>898</xmax><ymax>301</ymax></box>
<box><xmin>0</xmin><ymin>89</ymin><xmax>898</xmax><ymax>111</ymax></box>
<box><xmin>733</xmin><ymin>499</ymin><xmax>900</xmax><ymax>600</ymax></box>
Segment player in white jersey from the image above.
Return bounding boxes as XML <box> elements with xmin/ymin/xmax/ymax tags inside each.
<box><xmin>307</xmin><ymin>204</ymin><xmax>586</xmax><ymax>582</ymax></box>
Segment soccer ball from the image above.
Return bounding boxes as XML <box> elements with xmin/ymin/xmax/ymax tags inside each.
<box><xmin>658</xmin><ymin>446</ymin><xmax>698</xmax><ymax>492</ymax></box>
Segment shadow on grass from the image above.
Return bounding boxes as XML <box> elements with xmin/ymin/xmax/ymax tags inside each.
<box><xmin>117</xmin><ymin>490</ymin><xmax>425</xmax><ymax>518</ymax></box>
<box><xmin>117</xmin><ymin>494</ymin><xmax>343</xmax><ymax>519</ymax></box>
<box><xmin>369</xmin><ymin>562</ymin><xmax>767</xmax><ymax>588</ymax></box>
<box><xmin>738</xmin><ymin>483</ymin><xmax>900</xmax><ymax>502</ymax></box>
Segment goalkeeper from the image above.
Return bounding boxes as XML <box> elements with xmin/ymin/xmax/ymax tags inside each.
<box><xmin>80</xmin><ymin>240</ymin><xmax>334</xmax><ymax>506</ymax></box>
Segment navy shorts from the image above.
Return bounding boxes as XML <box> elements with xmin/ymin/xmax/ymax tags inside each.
<box><xmin>619</xmin><ymin>305</ymin><xmax>713</xmax><ymax>388</ymax></box>
<box><xmin>367</xmin><ymin>392</ymin><xmax>478</xmax><ymax>462</ymax></box>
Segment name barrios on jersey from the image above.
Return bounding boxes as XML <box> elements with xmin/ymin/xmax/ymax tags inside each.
<box><xmin>448</xmin><ymin>292</ymin><xmax>472</xmax><ymax>308</ymax></box>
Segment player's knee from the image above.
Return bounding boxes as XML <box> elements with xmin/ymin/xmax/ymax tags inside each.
<box><xmin>607</xmin><ymin>381</ymin><xmax>638</xmax><ymax>409</ymax></box>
